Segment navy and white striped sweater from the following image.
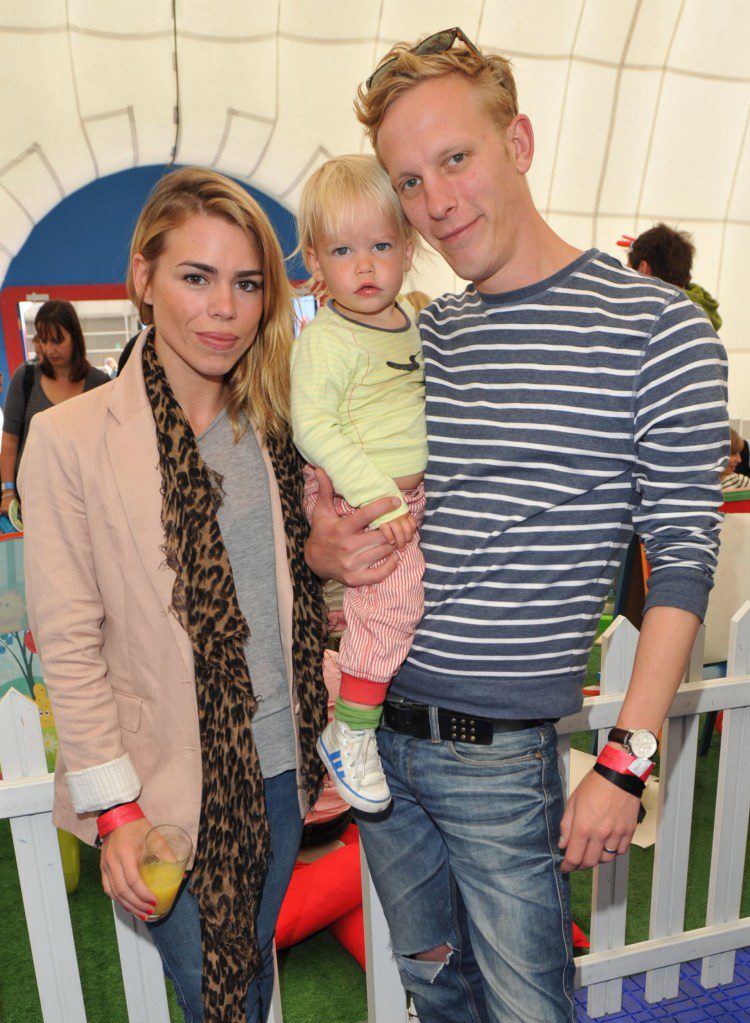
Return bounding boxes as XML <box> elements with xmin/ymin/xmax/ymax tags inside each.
<box><xmin>391</xmin><ymin>250</ymin><xmax>729</xmax><ymax>719</ymax></box>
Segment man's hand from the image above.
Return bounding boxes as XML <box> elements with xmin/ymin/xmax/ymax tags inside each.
<box><xmin>100</xmin><ymin>817</ymin><xmax>158</xmax><ymax>918</ymax></box>
<box><xmin>558</xmin><ymin>769</ymin><xmax>641</xmax><ymax>872</ymax></box>
<box><xmin>377</xmin><ymin>509</ymin><xmax>416</xmax><ymax>549</ymax></box>
<box><xmin>305</xmin><ymin>468</ymin><xmax>400</xmax><ymax>586</ymax></box>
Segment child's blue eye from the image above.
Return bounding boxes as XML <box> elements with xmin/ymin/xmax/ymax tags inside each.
<box><xmin>333</xmin><ymin>246</ymin><xmax>350</xmax><ymax>256</ymax></box>
<box><xmin>373</xmin><ymin>242</ymin><xmax>391</xmax><ymax>252</ymax></box>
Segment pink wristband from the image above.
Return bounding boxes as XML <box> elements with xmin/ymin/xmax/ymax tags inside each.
<box><xmin>97</xmin><ymin>802</ymin><xmax>144</xmax><ymax>840</ymax></box>
<box><xmin>597</xmin><ymin>744</ymin><xmax>654</xmax><ymax>781</ymax></box>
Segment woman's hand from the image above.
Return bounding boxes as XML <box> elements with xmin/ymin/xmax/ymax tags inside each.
<box><xmin>100</xmin><ymin>817</ymin><xmax>159</xmax><ymax>919</ymax></box>
<box><xmin>0</xmin><ymin>490</ymin><xmax>16</xmax><ymax>516</ymax></box>
<box><xmin>305</xmin><ymin>469</ymin><xmax>400</xmax><ymax>587</ymax></box>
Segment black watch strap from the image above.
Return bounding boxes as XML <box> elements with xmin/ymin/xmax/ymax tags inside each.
<box><xmin>593</xmin><ymin>761</ymin><xmax>645</xmax><ymax>798</ymax></box>
<box><xmin>608</xmin><ymin>727</ymin><xmax>631</xmax><ymax>746</ymax></box>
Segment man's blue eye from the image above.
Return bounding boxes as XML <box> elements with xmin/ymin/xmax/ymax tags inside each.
<box><xmin>402</xmin><ymin>177</ymin><xmax>419</xmax><ymax>192</ymax></box>
<box><xmin>449</xmin><ymin>153</ymin><xmax>465</xmax><ymax>166</ymax></box>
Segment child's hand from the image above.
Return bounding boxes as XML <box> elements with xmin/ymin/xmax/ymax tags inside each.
<box><xmin>379</xmin><ymin>511</ymin><xmax>417</xmax><ymax>549</ymax></box>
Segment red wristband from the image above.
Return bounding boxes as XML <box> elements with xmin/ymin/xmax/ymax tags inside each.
<box><xmin>597</xmin><ymin>744</ymin><xmax>654</xmax><ymax>781</ymax></box>
<box><xmin>97</xmin><ymin>802</ymin><xmax>144</xmax><ymax>840</ymax></box>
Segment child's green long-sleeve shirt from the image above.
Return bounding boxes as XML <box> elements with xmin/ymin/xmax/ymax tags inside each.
<box><xmin>291</xmin><ymin>302</ymin><xmax>427</xmax><ymax>527</ymax></box>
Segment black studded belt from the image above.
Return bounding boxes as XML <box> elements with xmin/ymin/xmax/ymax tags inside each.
<box><xmin>382</xmin><ymin>698</ymin><xmax>548</xmax><ymax>746</ymax></box>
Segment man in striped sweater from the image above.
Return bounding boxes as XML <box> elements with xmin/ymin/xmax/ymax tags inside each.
<box><xmin>306</xmin><ymin>29</ymin><xmax>728</xmax><ymax>1023</ymax></box>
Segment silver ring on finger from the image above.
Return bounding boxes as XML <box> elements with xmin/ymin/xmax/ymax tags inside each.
<box><xmin>603</xmin><ymin>845</ymin><xmax>618</xmax><ymax>855</ymax></box>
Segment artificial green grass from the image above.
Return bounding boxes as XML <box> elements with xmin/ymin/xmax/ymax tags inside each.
<box><xmin>277</xmin><ymin>932</ymin><xmax>367</xmax><ymax>1023</ymax></box>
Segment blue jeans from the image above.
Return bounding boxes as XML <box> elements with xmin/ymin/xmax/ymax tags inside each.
<box><xmin>147</xmin><ymin>770</ymin><xmax>303</xmax><ymax>1023</ymax></box>
<box><xmin>357</xmin><ymin>719</ymin><xmax>576</xmax><ymax>1023</ymax></box>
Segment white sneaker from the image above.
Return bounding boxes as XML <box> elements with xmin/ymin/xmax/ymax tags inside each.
<box><xmin>316</xmin><ymin>718</ymin><xmax>392</xmax><ymax>818</ymax></box>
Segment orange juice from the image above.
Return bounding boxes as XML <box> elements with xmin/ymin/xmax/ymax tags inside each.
<box><xmin>140</xmin><ymin>859</ymin><xmax>184</xmax><ymax>917</ymax></box>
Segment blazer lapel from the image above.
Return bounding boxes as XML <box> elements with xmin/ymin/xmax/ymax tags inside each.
<box><xmin>105</xmin><ymin>341</ymin><xmax>195</xmax><ymax>679</ymax></box>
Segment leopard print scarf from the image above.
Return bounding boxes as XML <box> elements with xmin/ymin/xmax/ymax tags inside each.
<box><xmin>142</xmin><ymin>335</ymin><xmax>327</xmax><ymax>1022</ymax></box>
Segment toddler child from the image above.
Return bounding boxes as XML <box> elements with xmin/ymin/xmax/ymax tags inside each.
<box><xmin>291</xmin><ymin>154</ymin><xmax>427</xmax><ymax>818</ymax></box>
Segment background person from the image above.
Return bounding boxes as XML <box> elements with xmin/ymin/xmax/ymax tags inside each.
<box><xmin>0</xmin><ymin>300</ymin><xmax>108</xmax><ymax>514</ymax></box>
<box><xmin>625</xmin><ymin>222</ymin><xmax>722</xmax><ymax>331</ymax></box>
<box><xmin>20</xmin><ymin>168</ymin><xmax>328</xmax><ymax>1023</ymax></box>
<box><xmin>734</xmin><ymin>431</ymin><xmax>750</xmax><ymax>477</ymax></box>
<box><xmin>721</xmin><ymin>429</ymin><xmax>750</xmax><ymax>490</ymax></box>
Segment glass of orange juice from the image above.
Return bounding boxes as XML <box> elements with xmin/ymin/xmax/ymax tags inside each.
<box><xmin>139</xmin><ymin>825</ymin><xmax>192</xmax><ymax>921</ymax></box>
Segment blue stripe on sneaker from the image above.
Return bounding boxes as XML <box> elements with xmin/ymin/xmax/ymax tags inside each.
<box><xmin>318</xmin><ymin>737</ymin><xmax>388</xmax><ymax>806</ymax></box>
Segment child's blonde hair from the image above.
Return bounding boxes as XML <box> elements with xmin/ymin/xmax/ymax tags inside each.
<box><xmin>296</xmin><ymin>154</ymin><xmax>417</xmax><ymax>273</ymax></box>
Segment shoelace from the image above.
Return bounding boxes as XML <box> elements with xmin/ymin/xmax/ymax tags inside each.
<box><xmin>347</xmin><ymin>729</ymin><xmax>376</xmax><ymax>785</ymax></box>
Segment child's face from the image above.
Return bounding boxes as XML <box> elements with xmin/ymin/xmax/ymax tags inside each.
<box><xmin>308</xmin><ymin>205</ymin><xmax>413</xmax><ymax>328</ymax></box>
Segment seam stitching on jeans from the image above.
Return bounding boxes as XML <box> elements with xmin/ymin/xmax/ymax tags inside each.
<box><xmin>157</xmin><ymin>955</ymin><xmax>195</xmax><ymax>1023</ymax></box>
<box><xmin>540</xmin><ymin>738</ymin><xmax>577</xmax><ymax>1017</ymax></box>
<box><xmin>448</xmin><ymin>873</ymin><xmax>484</xmax><ymax>1021</ymax></box>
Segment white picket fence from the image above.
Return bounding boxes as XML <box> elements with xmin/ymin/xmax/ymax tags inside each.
<box><xmin>1</xmin><ymin>603</ymin><xmax>749</xmax><ymax>1022</ymax></box>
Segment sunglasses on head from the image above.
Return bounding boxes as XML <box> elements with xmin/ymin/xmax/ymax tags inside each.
<box><xmin>365</xmin><ymin>26</ymin><xmax>481</xmax><ymax>91</ymax></box>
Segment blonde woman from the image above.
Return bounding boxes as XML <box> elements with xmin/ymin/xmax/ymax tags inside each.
<box><xmin>20</xmin><ymin>168</ymin><xmax>328</xmax><ymax>1023</ymax></box>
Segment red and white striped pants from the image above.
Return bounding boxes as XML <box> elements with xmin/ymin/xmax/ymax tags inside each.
<box><xmin>303</xmin><ymin>468</ymin><xmax>425</xmax><ymax>705</ymax></box>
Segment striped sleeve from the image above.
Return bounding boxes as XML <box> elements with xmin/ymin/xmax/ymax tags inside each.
<box><xmin>632</xmin><ymin>296</ymin><xmax>729</xmax><ymax>620</ymax></box>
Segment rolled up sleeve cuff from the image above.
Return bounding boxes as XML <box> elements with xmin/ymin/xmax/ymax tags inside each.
<box><xmin>643</xmin><ymin>567</ymin><xmax>712</xmax><ymax>622</ymax></box>
<box><xmin>66</xmin><ymin>753</ymin><xmax>141</xmax><ymax>814</ymax></box>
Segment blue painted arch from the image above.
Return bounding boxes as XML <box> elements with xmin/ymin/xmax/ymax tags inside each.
<box><xmin>0</xmin><ymin>164</ymin><xmax>305</xmax><ymax>386</ymax></box>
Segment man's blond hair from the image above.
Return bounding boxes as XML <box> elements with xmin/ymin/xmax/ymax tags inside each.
<box><xmin>297</xmin><ymin>154</ymin><xmax>416</xmax><ymax>269</ymax></box>
<box><xmin>355</xmin><ymin>40</ymin><xmax>518</xmax><ymax>148</ymax></box>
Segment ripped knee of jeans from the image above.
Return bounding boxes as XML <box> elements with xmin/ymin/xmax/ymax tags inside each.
<box><xmin>395</xmin><ymin>944</ymin><xmax>454</xmax><ymax>985</ymax></box>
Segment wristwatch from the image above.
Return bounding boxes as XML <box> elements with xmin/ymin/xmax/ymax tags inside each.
<box><xmin>608</xmin><ymin>727</ymin><xmax>658</xmax><ymax>760</ymax></box>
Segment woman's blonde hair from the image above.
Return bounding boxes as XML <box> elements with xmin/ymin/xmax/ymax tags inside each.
<box><xmin>355</xmin><ymin>41</ymin><xmax>518</xmax><ymax>149</ymax></box>
<box><xmin>127</xmin><ymin>167</ymin><xmax>293</xmax><ymax>441</ymax></box>
<box><xmin>296</xmin><ymin>154</ymin><xmax>417</xmax><ymax>268</ymax></box>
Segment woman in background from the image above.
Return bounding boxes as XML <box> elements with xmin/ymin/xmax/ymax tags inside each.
<box><xmin>0</xmin><ymin>299</ymin><xmax>108</xmax><ymax>511</ymax></box>
<box><xmin>721</xmin><ymin>429</ymin><xmax>750</xmax><ymax>491</ymax></box>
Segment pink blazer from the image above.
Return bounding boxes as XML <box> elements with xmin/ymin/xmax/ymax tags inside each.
<box><xmin>19</xmin><ymin>337</ymin><xmax>306</xmax><ymax>853</ymax></box>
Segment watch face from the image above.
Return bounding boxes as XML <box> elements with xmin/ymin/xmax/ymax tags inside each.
<box><xmin>629</xmin><ymin>729</ymin><xmax>657</xmax><ymax>759</ymax></box>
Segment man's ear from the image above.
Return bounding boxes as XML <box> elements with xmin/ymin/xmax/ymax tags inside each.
<box><xmin>131</xmin><ymin>253</ymin><xmax>152</xmax><ymax>308</ymax></box>
<box><xmin>507</xmin><ymin>114</ymin><xmax>534</xmax><ymax>174</ymax></box>
<box><xmin>637</xmin><ymin>260</ymin><xmax>653</xmax><ymax>277</ymax></box>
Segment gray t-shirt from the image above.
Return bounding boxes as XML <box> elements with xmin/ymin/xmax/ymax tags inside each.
<box><xmin>3</xmin><ymin>362</ymin><xmax>109</xmax><ymax>463</ymax></box>
<box><xmin>197</xmin><ymin>408</ymin><xmax>296</xmax><ymax>780</ymax></box>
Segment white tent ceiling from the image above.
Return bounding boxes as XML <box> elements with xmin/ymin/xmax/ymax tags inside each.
<box><xmin>1</xmin><ymin>0</ymin><xmax>749</xmax><ymax>410</ymax></box>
